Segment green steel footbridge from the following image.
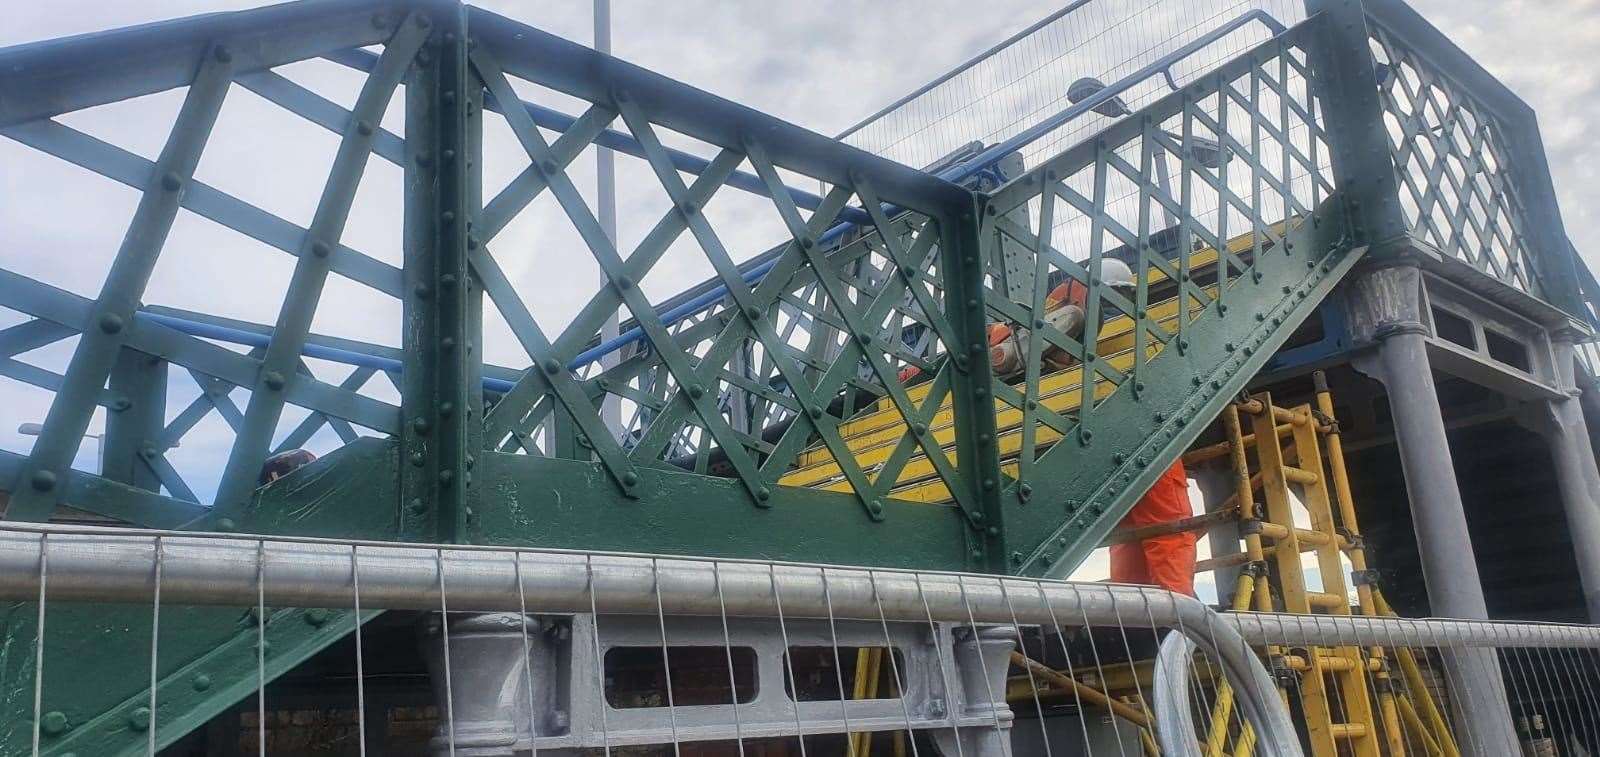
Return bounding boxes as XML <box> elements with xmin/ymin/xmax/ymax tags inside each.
<box><xmin>2</xmin><ymin>0</ymin><xmax>1599</xmax><ymax>753</ymax></box>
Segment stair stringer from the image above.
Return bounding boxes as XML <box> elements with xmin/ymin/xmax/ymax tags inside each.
<box><xmin>1007</xmin><ymin>202</ymin><xmax>1367</xmax><ymax>578</ymax></box>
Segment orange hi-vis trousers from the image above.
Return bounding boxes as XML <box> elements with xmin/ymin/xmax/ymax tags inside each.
<box><xmin>1109</xmin><ymin>459</ymin><xmax>1198</xmax><ymax>597</ymax></box>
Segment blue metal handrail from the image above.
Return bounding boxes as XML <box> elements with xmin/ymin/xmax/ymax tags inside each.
<box><xmin>140</xmin><ymin>9</ymin><xmax>1286</xmax><ymax>389</ymax></box>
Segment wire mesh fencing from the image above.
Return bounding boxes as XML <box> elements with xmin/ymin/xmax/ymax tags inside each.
<box><xmin>8</xmin><ymin>522</ymin><xmax>1600</xmax><ymax>755</ymax></box>
<box><xmin>1</xmin><ymin>522</ymin><xmax>1294</xmax><ymax>756</ymax></box>
<box><xmin>837</xmin><ymin>0</ymin><xmax>1308</xmax><ymax>178</ymax></box>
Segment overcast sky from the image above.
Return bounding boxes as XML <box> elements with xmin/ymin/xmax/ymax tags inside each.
<box><xmin>2</xmin><ymin>1</ymin><xmax>1595</xmax><ymax>587</ymax></box>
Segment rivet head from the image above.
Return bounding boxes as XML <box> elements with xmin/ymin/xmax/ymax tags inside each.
<box><xmin>621</xmin><ymin>471</ymin><xmax>640</xmax><ymax>486</ymax></box>
<box><xmin>161</xmin><ymin>172</ymin><xmax>182</xmax><ymax>192</ymax></box>
<box><xmin>216</xmin><ymin>517</ymin><xmax>236</xmax><ymax>532</ymax></box>
<box><xmin>868</xmin><ymin>500</ymin><xmax>884</xmax><ymax>515</ymax></box>
<box><xmin>801</xmin><ymin>237</ymin><xmax>815</xmax><ymax>249</ymax></box>
<box><xmin>1034</xmin><ymin>319</ymin><xmax>1045</xmax><ymax>329</ymax></box>
<box><xmin>191</xmin><ymin>674</ymin><xmax>212</xmax><ymax>692</ymax></box>
<box><xmin>912</xmin><ymin>423</ymin><xmax>928</xmax><ymax>436</ymax></box>
<box><xmin>438</xmin><ymin>468</ymin><xmax>454</xmax><ymax>484</ymax></box>
<box><xmin>442</xmin><ymin>148</ymin><xmax>456</xmax><ymax>163</ymax></box>
<box><xmin>111</xmin><ymin>396</ymin><xmax>133</xmax><ymax>411</ymax></box>
<box><xmin>808</xmin><ymin>407</ymin><xmax>823</xmax><ymax>419</ymax></box>
<box><xmin>41</xmin><ymin>710</ymin><xmax>69</xmax><ymax>736</ymax></box>
<box><xmin>540</xmin><ymin>160</ymin><xmax>558</xmax><ymax>175</ymax></box>
<box><xmin>687</xmin><ymin>384</ymin><xmax>705</xmax><ymax>399</ymax></box>
<box><xmin>440</xmin><ymin>273</ymin><xmax>458</xmax><ymax>288</ymax></box>
<box><xmin>263</xmin><ymin>371</ymin><xmax>287</xmax><ymax>390</ymax></box>
<box><xmin>441</xmin><ymin>337</ymin><xmax>456</xmax><ymax>350</ymax></box>
<box><xmin>413</xmin><ymin>283</ymin><xmax>432</xmax><ymax>300</ymax></box>
<box><xmin>413</xmin><ymin>417</ymin><xmax>431</xmax><ymax>435</ymax></box>
<box><xmin>978</xmin><ymin>433</ymin><xmax>992</xmax><ymax>445</ymax></box>
<box><xmin>757</xmin><ymin>487</ymin><xmax>771</xmax><ymax>502</ymax></box>
<box><xmin>974</xmin><ymin>387</ymin><xmax>988</xmax><ymax>398</ymax></box>
<box><xmin>128</xmin><ymin>707</ymin><xmax>151</xmax><ymax>731</ymax></box>
<box><xmin>409</xmin><ymin>498</ymin><xmax>427</xmax><ymax>514</ymax></box>
<box><xmin>98</xmin><ymin>313</ymin><xmax>124</xmax><ymax>334</ymax></box>
<box><xmin>982</xmin><ymin>478</ymin><xmax>996</xmax><ymax>490</ymax></box>
<box><xmin>441</xmin><ymin>210</ymin><xmax>456</xmax><ymax>224</ymax></box>
<box><xmin>745</xmin><ymin>305</ymin><xmax>762</xmax><ymax>320</ymax></box>
<box><xmin>30</xmin><ymin>469</ymin><xmax>56</xmax><ymax>492</ymax></box>
<box><xmin>439</xmin><ymin>401</ymin><xmax>454</xmax><ymax>416</ymax></box>
<box><xmin>543</xmin><ymin>359</ymin><xmax>561</xmax><ymax>375</ymax></box>
<box><xmin>614</xmin><ymin>276</ymin><xmax>633</xmax><ymax>290</ymax></box>
<box><xmin>311</xmin><ymin>240</ymin><xmax>331</xmax><ymax>258</ymax></box>
<box><xmin>410</xmin><ymin>452</ymin><xmax>426</xmax><ymax>467</ymax></box>
<box><xmin>304</xmin><ymin>608</ymin><xmax>330</xmax><ymax>626</ymax></box>
<box><xmin>680</xmin><ymin>201</ymin><xmax>696</xmax><ymax>215</ymax></box>
<box><xmin>213</xmin><ymin>46</ymin><xmax>233</xmax><ymax>64</ymax></box>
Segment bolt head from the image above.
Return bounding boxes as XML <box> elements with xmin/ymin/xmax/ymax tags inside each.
<box><xmin>40</xmin><ymin>710</ymin><xmax>69</xmax><ymax>736</ymax></box>
<box><xmin>128</xmin><ymin>706</ymin><xmax>151</xmax><ymax>731</ymax></box>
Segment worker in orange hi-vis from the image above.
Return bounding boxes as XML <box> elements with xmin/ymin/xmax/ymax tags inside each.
<box><xmin>1109</xmin><ymin>458</ymin><xmax>1198</xmax><ymax>596</ymax></box>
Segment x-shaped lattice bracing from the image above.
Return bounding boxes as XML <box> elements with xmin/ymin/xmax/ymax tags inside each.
<box><xmin>462</xmin><ymin>41</ymin><xmax>975</xmax><ymax>517</ymax></box>
<box><xmin>1371</xmin><ymin>25</ymin><xmax>1542</xmax><ymax>296</ymax></box>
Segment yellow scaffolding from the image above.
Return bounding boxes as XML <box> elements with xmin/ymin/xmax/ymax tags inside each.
<box><xmin>1002</xmin><ymin>370</ymin><xmax>1463</xmax><ymax>755</ymax></box>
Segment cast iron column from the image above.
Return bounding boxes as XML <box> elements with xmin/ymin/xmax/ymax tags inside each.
<box><xmin>1350</xmin><ymin>263</ymin><xmax>1517</xmax><ymax>753</ymax></box>
<box><xmin>1541</xmin><ymin>335</ymin><xmax>1600</xmax><ymax>620</ymax></box>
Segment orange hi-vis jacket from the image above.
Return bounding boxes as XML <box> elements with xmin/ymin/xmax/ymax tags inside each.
<box><xmin>1110</xmin><ymin>459</ymin><xmax>1198</xmax><ymax>596</ymax></box>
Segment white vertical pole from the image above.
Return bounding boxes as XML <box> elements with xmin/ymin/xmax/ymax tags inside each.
<box><xmin>596</xmin><ymin>0</ymin><xmax>622</xmax><ymax>437</ymax></box>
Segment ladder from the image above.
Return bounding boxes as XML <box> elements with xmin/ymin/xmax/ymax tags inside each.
<box><xmin>1186</xmin><ymin>375</ymin><xmax>1460</xmax><ymax>756</ymax></box>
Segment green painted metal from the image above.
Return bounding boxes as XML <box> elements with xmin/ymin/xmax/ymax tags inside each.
<box><xmin>6</xmin><ymin>46</ymin><xmax>233</xmax><ymax>521</ymax></box>
<box><xmin>0</xmin><ymin>0</ymin><xmax>1591</xmax><ymax>751</ymax></box>
<box><xmin>3</xmin><ymin>602</ymin><xmax>377</xmax><ymax>757</ymax></box>
<box><xmin>211</xmin><ymin>14</ymin><xmax>428</xmax><ymax>514</ymax></box>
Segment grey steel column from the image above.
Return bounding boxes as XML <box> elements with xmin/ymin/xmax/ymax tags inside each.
<box><xmin>595</xmin><ymin>0</ymin><xmax>622</xmax><ymax>435</ymax></box>
<box><xmin>1350</xmin><ymin>265</ymin><xmax>1488</xmax><ymax>617</ymax></box>
<box><xmin>1375</xmin><ymin>329</ymin><xmax>1491</xmax><ymax>617</ymax></box>
<box><xmin>1350</xmin><ymin>264</ymin><xmax>1517</xmax><ymax>753</ymax></box>
<box><xmin>1541</xmin><ymin>336</ymin><xmax>1600</xmax><ymax>620</ymax></box>
<box><xmin>1193</xmin><ymin>465</ymin><xmax>1242</xmax><ymax>608</ymax></box>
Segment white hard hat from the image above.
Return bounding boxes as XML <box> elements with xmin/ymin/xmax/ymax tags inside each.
<box><xmin>1099</xmin><ymin>258</ymin><xmax>1135</xmax><ymax>289</ymax></box>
